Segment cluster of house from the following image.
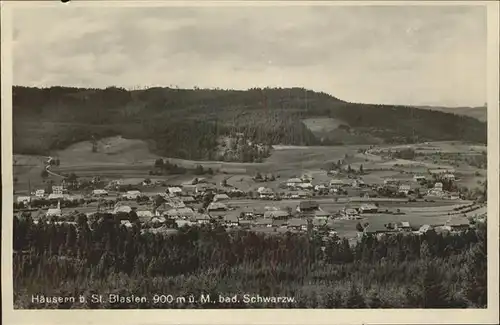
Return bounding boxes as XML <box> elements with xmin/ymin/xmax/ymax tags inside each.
<box><xmin>108</xmin><ymin>197</ymin><xmax>342</xmax><ymax>236</ymax></box>
<box><xmin>427</xmin><ymin>168</ymin><xmax>456</xmax><ymax>181</ymax></box>
<box><xmin>359</xmin><ymin>214</ymin><xmax>476</xmax><ymax>240</ymax></box>
<box><xmin>16</xmin><ymin>185</ymin><xmax>85</xmax><ymax>205</ymax></box>
<box><xmin>113</xmin><ymin>195</ymin><xmax>393</xmax><ymax>235</ymax></box>
<box><xmin>280</xmin><ymin>173</ymin><xmax>368</xmax><ymax>196</ymax></box>
<box><xmin>277</xmin><ymin>167</ymin><xmax>459</xmax><ymax>201</ymax></box>
<box><xmin>380</xmin><ymin>171</ymin><xmax>459</xmax><ymax>200</ymax></box>
<box><xmin>280</xmin><ymin>170</ymin><xmax>457</xmax><ymax>201</ymax></box>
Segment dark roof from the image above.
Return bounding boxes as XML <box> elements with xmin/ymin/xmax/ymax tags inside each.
<box><xmin>314</xmin><ymin>210</ymin><xmax>330</xmax><ymax>217</ymax></box>
<box><xmin>224</xmin><ymin>213</ymin><xmax>239</xmax><ymax>222</ymax></box>
<box><xmin>312</xmin><ymin>218</ymin><xmax>328</xmax><ymax>226</ymax></box>
<box><xmin>448</xmin><ymin>217</ymin><xmax>470</xmax><ymax>226</ymax></box>
<box><xmin>255</xmin><ymin>218</ymin><xmax>272</xmax><ymax>225</ymax></box>
<box><xmin>264</xmin><ymin>210</ymin><xmax>290</xmax><ymax>218</ymax></box>
<box><xmin>272</xmin><ymin>219</ymin><xmax>288</xmax><ymax>226</ymax></box>
<box><xmin>209</xmin><ymin>211</ymin><xmax>227</xmax><ymax>218</ymax></box>
<box><xmin>299</xmin><ymin>200</ymin><xmax>319</xmax><ymax>210</ymax></box>
<box><xmin>288</xmin><ymin>218</ymin><xmax>308</xmax><ymax>226</ymax></box>
<box><xmin>364</xmin><ymin>222</ymin><xmax>391</xmax><ymax>233</ymax></box>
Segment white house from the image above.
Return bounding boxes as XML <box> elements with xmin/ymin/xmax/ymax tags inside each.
<box><xmin>67</xmin><ymin>194</ymin><xmax>84</xmax><ymax>202</ymax></box>
<box><xmin>286</xmin><ymin>178</ymin><xmax>303</xmax><ymax>187</ymax></box>
<box><xmin>48</xmin><ymin>193</ymin><xmax>65</xmax><ymax>200</ymax></box>
<box><xmin>446</xmin><ymin>192</ymin><xmax>460</xmax><ymax>200</ymax></box>
<box><xmin>150</xmin><ymin>216</ymin><xmax>167</xmax><ymax>224</ymax></box>
<box><xmin>427</xmin><ymin>188</ymin><xmax>445</xmax><ymax>197</ymax></box>
<box><xmin>442</xmin><ymin>174</ymin><xmax>456</xmax><ymax>181</ymax></box>
<box><xmin>167</xmin><ymin>187</ymin><xmax>183</xmax><ymax>195</ymax></box>
<box><xmin>297</xmin><ymin>182</ymin><xmax>314</xmax><ymax>190</ymax></box>
<box><xmin>207</xmin><ymin>202</ymin><xmax>228</xmax><ymax>211</ymax></box>
<box><xmin>395</xmin><ymin>221</ymin><xmax>412</xmax><ymax>231</ymax></box>
<box><xmin>46</xmin><ymin>201</ymin><xmax>62</xmax><ymax>217</ymax></box>
<box><xmin>175</xmin><ymin>219</ymin><xmax>195</xmax><ymax>227</ymax></box>
<box><xmin>313</xmin><ymin>210</ymin><xmax>330</xmax><ymax>220</ymax></box>
<box><xmin>16</xmin><ymin>196</ymin><xmax>31</xmax><ymax>204</ymax></box>
<box><xmin>429</xmin><ymin>168</ymin><xmax>455</xmax><ymax>176</ymax></box>
<box><xmin>113</xmin><ymin>205</ymin><xmax>133</xmax><ymax>214</ymax></box>
<box><xmin>434</xmin><ymin>182</ymin><xmax>443</xmax><ymax>190</ymax></box>
<box><xmin>398</xmin><ymin>184</ymin><xmax>411</xmax><ymax>195</ymax></box>
<box><xmin>124</xmin><ymin>190</ymin><xmax>141</xmax><ymax>200</ymax></box>
<box><xmin>314</xmin><ymin>184</ymin><xmax>328</xmax><ymax>192</ymax></box>
<box><xmin>257</xmin><ymin>187</ymin><xmax>268</xmax><ymax>194</ymax></box>
<box><xmin>52</xmin><ymin>185</ymin><xmax>64</xmax><ymax>195</ymax></box>
<box><xmin>258</xmin><ymin>187</ymin><xmax>275</xmax><ymax>199</ymax></box>
<box><xmin>166</xmin><ymin>207</ymin><xmax>195</xmax><ymax>219</ymax></box>
<box><xmin>213</xmin><ymin>194</ymin><xmax>230</xmax><ymax>202</ymax></box>
<box><xmin>384</xmin><ymin>178</ymin><xmax>398</xmax><ymax>185</ymax></box>
<box><xmin>342</xmin><ymin>208</ymin><xmax>359</xmax><ymax>219</ymax></box>
<box><xmin>351</xmin><ymin>179</ymin><xmax>366</xmax><ymax>188</ymax></box>
<box><xmin>301</xmin><ymin>174</ymin><xmax>313</xmax><ymax>182</ymax></box>
<box><xmin>35</xmin><ymin>189</ymin><xmax>45</xmax><ymax>198</ymax></box>
<box><xmin>413</xmin><ymin>175</ymin><xmax>426</xmax><ymax>182</ymax></box>
<box><xmin>164</xmin><ymin>197</ymin><xmax>186</xmax><ymax>209</ymax></box>
<box><xmin>329</xmin><ymin>179</ymin><xmax>344</xmax><ymax>188</ymax></box>
<box><xmin>327</xmin><ymin>170</ymin><xmax>339</xmax><ymax>176</ymax></box>
<box><xmin>194</xmin><ymin>214</ymin><xmax>211</xmax><ymax>225</ymax></box>
<box><xmin>263</xmin><ymin>210</ymin><xmax>290</xmax><ymax>220</ymax></box>
<box><xmin>93</xmin><ymin>189</ymin><xmax>108</xmax><ymax>196</ymax></box>
<box><xmin>297</xmin><ymin>190</ymin><xmax>310</xmax><ymax>199</ymax></box>
<box><xmin>120</xmin><ymin>220</ymin><xmax>134</xmax><ymax>228</ymax></box>
<box><xmin>113</xmin><ymin>201</ymin><xmax>140</xmax><ymax>214</ymax></box>
<box><xmin>359</xmin><ymin>204</ymin><xmax>378</xmax><ymax>213</ymax></box>
<box><xmin>137</xmin><ymin>210</ymin><xmax>154</xmax><ymax>219</ymax></box>
<box><xmin>418</xmin><ymin>224</ymin><xmax>433</xmax><ymax>234</ymax></box>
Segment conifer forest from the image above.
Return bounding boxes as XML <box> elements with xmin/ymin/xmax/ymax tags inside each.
<box><xmin>13</xmin><ymin>214</ymin><xmax>487</xmax><ymax>309</ymax></box>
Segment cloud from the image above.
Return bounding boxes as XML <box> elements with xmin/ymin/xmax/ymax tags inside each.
<box><xmin>12</xmin><ymin>4</ymin><xmax>487</xmax><ymax>106</ymax></box>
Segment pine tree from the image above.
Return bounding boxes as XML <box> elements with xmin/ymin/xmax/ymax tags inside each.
<box><xmin>368</xmin><ymin>291</ymin><xmax>383</xmax><ymax>308</ymax></box>
<box><xmin>346</xmin><ymin>284</ymin><xmax>366</xmax><ymax>308</ymax></box>
<box><xmin>419</xmin><ymin>240</ymin><xmax>432</xmax><ymax>260</ymax></box>
<box><xmin>421</xmin><ymin>264</ymin><xmax>450</xmax><ymax>308</ymax></box>
<box><xmin>465</xmin><ymin>226</ymin><xmax>487</xmax><ymax>307</ymax></box>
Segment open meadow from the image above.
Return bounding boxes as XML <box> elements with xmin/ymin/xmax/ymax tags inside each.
<box><xmin>14</xmin><ymin>136</ymin><xmax>487</xmax><ymax>197</ymax></box>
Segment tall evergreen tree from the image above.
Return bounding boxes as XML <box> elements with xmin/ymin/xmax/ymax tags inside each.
<box><xmin>421</xmin><ymin>263</ymin><xmax>450</xmax><ymax>308</ymax></box>
<box><xmin>465</xmin><ymin>226</ymin><xmax>487</xmax><ymax>307</ymax></box>
<box><xmin>346</xmin><ymin>285</ymin><xmax>366</xmax><ymax>308</ymax></box>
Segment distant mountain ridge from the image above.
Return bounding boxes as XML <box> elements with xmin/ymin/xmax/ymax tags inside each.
<box><xmin>12</xmin><ymin>86</ymin><xmax>487</xmax><ymax>161</ymax></box>
<box><xmin>416</xmin><ymin>105</ymin><xmax>487</xmax><ymax>122</ymax></box>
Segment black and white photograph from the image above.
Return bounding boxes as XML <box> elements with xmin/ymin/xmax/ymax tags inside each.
<box><xmin>1</xmin><ymin>1</ymin><xmax>499</xmax><ymax>323</ymax></box>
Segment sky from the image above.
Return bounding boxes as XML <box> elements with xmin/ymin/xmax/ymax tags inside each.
<box><xmin>11</xmin><ymin>4</ymin><xmax>487</xmax><ymax>107</ymax></box>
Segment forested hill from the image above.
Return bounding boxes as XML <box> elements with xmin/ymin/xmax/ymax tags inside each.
<box><xmin>13</xmin><ymin>86</ymin><xmax>487</xmax><ymax>160</ymax></box>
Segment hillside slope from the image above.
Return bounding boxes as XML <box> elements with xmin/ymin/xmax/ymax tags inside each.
<box><xmin>417</xmin><ymin>105</ymin><xmax>487</xmax><ymax>122</ymax></box>
<box><xmin>13</xmin><ymin>86</ymin><xmax>487</xmax><ymax>160</ymax></box>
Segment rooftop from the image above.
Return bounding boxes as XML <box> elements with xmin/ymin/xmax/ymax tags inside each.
<box><xmin>288</xmin><ymin>218</ymin><xmax>308</xmax><ymax>226</ymax></box>
<box><xmin>299</xmin><ymin>200</ymin><xmax>319</xmax><ymax>210</ymax></box>
<box><xmin>264</xmin><ymin>210</ymin><xmax>290</xmax><ymax>218</ymax></box>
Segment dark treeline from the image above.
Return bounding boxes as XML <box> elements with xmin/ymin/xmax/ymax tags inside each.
<box><xmin>13</xmin><ymin>213</ymin><xmax>487</xmax><ymax>309</ymax></box>
<box><xmin>13</xmin><ymin>86</ymin><xmax>486</xmax><ymax>160</ymax></box>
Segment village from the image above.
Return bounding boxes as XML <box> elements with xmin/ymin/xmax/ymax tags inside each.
<box><xmin>14</xmin><ymin>160</ymin><xmax>487</xmax><ymax>243</ymax></box>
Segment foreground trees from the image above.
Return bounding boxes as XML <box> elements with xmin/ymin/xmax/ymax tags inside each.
<box><xmin>13</xmin><ymin>215</ymin><xmax>487</xmax><ymax>309</ymax></box>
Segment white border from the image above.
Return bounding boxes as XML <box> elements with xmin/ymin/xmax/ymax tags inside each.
<box><xmin>1</xmin><ymin>1</ymin><xmax>499</xmax><ymax>325</ymax></box>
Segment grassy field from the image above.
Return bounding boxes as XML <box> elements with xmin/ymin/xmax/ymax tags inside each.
<box><xmin>13</xmin><ymin>137</ymin><xmax>487</xmax><ymax>203</ymax></box>
<box><xmin>14</xmin><ymin>136</ymin><xmax>361</xmax><ymax>191</ymax></box>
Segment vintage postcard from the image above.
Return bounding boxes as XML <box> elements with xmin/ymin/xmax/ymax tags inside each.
<box><xmin>1</xmin><ymin>1</ymin><xmax>499</xmax><ymax>324</ymax></box>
